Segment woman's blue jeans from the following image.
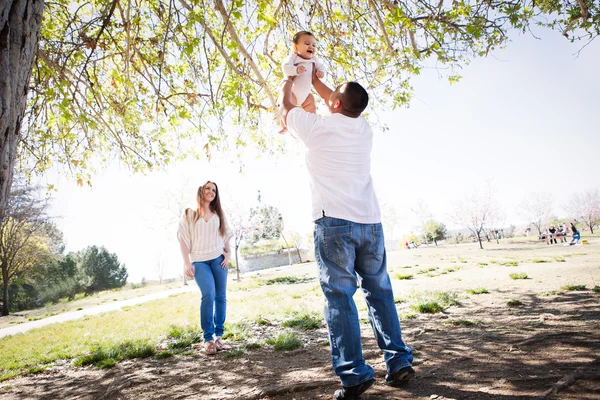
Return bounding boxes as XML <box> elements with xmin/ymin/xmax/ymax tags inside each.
<box><xmin>314</xmin><ymin>217</ymin><xmax>413</xmax><ymax>387</ymax></box>
<box><xmin>193</xmin><ymin>255</ymin><xmax>227</xmax><ymax>342</ymax></box>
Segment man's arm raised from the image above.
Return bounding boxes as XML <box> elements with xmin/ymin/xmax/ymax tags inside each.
<box><xmin>311</xmin><ymin>68</ymin><xmax>333</xmax><ymax>105</ymax></box>
<box><xmin>278</xmin><ymin>79</ymin><xmax>295</xmax><ymax>128</ymax></box>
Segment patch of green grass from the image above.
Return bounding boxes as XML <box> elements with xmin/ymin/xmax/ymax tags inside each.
<box><xmin>395</xmin><ymin>273</ymin><xmax>413</xmax><ymax>280</ymax></box>
<box><xmin>400</xmin><ymin>311</ymin><xmax>417</xmax><ymax>319</ymax></box>
<box><xmin>222</xmin><ymin>322</ymin><xmax>252</xmax><ymax>341</ymax></box>
<box><xmin>167</xmin><ymin>326</ymin><xmax>203</xmax><ymax>349</ymax></box>
<box><xmin>467</xmin><ymin>288</ymin><xmax>489</xmax><ymax>295</ymax></box>
<box><xmin>417</xmin><ymin>267</ymin><xmax>438</xmax><ymax>274</ymax></box>
<box><xmin>281</xmin><ymin>312</ymin><xmax>322</xmax><ymax>330</ymax></box>
<box><xmin>76</xmin><ymin>307</ymin><xmax>83</xmax><ymax>311</ymax></box>
<box><xmin>501</xmin><ymin>261</ymin><xmax>519</xmax><ymax>267</ymax></box>
<box><xmin>541</xmin><ymin>290</ymin><xmax>564</xmax><ymax>296</ymax></box>
<box><xmin>265</xmin><ymin>332</ymin><xmax>302</xmax><ymax>351</ymax></box>
<box><xmin>445</xmin><ymin>319</ymin><xmax>477</xmax><ymax>326</ymax></box>
<box><xmin>411</xmin><ymin>302</ymin><xmax>443</xmax><ymax>313</ymax></box>
<box><xmin>255</xmin><ymin>316</ymin><xmax>271</xmax><ymax>325</ymax></box>
<box><xmin>593</xmin><ymin>286</ymin><xmax>600</xmax><ymax>293</ymax></box>
<box><xmin>27</xmin><ymin>366</ymin><xmax>46</xmax><ymax>375</ymax></box>
<box><xmin>359</xmin><ymin>317</ymin><xmax>370</xmax><ymax>325</ymax></box>
<box><xmin>223</xmin><ymin>348</ymin><xmax>245</xmax><ymax>359</ymax></box>
<box><xmin>409</xmin><ymin>290</ymin><xmax>459</xmax><ymax>314</ymax></box>
<box><xmin>265</xmin><ymin>276</ymin><xmax>313</xmax><ymax>285</ymax></box>
<box><xmin>507</xmin><ymin>299</ymin><xmax>523</xmax><ymax>307</ymax></box>
<box><xmin>532</xmin><ymin>259</ymin><xmax>550</xmax><ymax>263</ymax></box>
<box><xmin>561</xmin><ymin>285</ymin><xmax>586</xmax><ymax>291</ymax></box>
<box><xmin>443</xmin><ymin>267</ymin><xmax>459</xmax><ymax>273</ymax></box>
<box><xmin>394</xmin><ymin>297</ymin><xmax>406</xmax><ymax>304</ymax></box>
<box><xmin>554</xmin><ymin>258</ymin><xmax>566</xmax><ymax>263</ymax></box>
<box><xmin>477</xmin><ymin>262</ymin><xmax>488</xmax><ymax>266</ymax></box>
<box><xmin>244</xmin><ymin>342</ymin><xmax>263</xmax><ymax>350</ymax></box>
<box><xmin>155</xmin><ymin>351</ymin><xmax>174</xmax><ymax>359</ymax></box>
<box><xmin>73</xmin><ymin>340</ymin><xmax>155</xmax><ymax>368</ymax></box>
<box><xmin>509</xmin><ymin>273</ymin><xmax>528</xmax><ymax>280</ymax></box>
<box><xmin>398</xmin><ymin>265</ymin><xmax>413</xmax><ymax>269</ymax></box>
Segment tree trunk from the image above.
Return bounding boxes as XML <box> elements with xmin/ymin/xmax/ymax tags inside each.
<box><xmin>589</xmin><ymin>225</ymin><xmax>594</xmax><ymax>234</ymax></box>
<box><xmin>0</xmin><ymin>0</ymin><xmax>45</xmax><ymax>227</ymax></box>
<box><xmin>235</xmin><ymin>243</ymin><xmax>240</xmax><ymax>281</ymax></box>
<box><xmin>476</xmin><ymin>232</ymin><xmax>483</xmax><ymax>250</ymax></box>
<box><xmin>2</xmin><ymin>261</ymin><xmax>9</xmax><ymax>316</ymax></box>
<box><xmin>295</xmin><ymin>247</ymin><xmax>302</xmax><ymax>263</ymax></box>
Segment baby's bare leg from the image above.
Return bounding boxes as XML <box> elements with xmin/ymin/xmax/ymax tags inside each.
<box><xmin>301</xmin><ymin>93</ymin><xmax>317</xmax><ymax>113</ymax></box>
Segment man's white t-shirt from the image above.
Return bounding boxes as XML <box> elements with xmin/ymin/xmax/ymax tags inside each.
<box><xmin>287</xmin><ymin>107</ymin><xmax>381</xmax><ymax>224</ymax></box>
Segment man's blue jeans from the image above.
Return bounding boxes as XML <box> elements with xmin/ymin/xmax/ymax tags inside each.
<box><xmin>314</xmin><ymin>217</ymin><xmax>413</xmax><ymax>387</ymax></box>
<box><xmin>192</xmin><ymin>255</ymin><xmax>227</xmax><ymax>342</ymax></box>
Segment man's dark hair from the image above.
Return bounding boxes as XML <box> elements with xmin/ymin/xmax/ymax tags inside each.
<box><xmin>340</xmin><ymin>82</ymin><xmax>369</xmax><ymax>116</ymax></box>
<box><xmin>293</xmin><ymin>31</ymin><xmax>314</xmax><ymax>44</ymax></box>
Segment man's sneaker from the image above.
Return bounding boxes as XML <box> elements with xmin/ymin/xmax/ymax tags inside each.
<box><xmin>333</xmin><ymin>378</ymin><xmax>375</xmax><ymax>400</ymax></box>
<box><xmin>385</xmin><ymin>366</ymin><xmax>415</xmax><ymax>387</ymax></box>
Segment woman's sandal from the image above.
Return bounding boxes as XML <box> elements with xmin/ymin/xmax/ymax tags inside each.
<box><xmin>215</xmin><ymin>336</ymin><xmax>225</xmax><ymax>351</ymax></box>
<box><xmin>204</xmin><ymin>341</ymin><xmax>217</xmax><ymax>355</ymax></box>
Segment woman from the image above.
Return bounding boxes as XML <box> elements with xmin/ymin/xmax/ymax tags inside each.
<box><xmin>178</xmin><ymin>181</ymin><xmax>232</xmax><ymax>355</ymax></box>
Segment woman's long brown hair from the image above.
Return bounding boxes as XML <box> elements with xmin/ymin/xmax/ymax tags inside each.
<box><xmin>185</xmin><ymin>181</ymin><xmax>226</xmax><ymax>236</ymax></box>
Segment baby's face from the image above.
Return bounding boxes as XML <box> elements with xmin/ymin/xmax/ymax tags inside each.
<box><xmin>295</xmin><ymin>34</ymin><xmax>317</xmax><ymax>59</ymax></box>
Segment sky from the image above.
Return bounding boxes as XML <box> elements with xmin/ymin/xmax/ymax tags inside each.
<box><xmin>40</xmin><ymin>29</ymin><xmax>600</xmax><ymax>282</ymax></box>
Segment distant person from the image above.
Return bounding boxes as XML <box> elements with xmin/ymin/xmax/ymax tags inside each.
<box><xmin>570</xmin><ymin>222</ymin><xmax>580</xmax><ymax>245</ymax></box>
<box><xmin>177</xmin><ymin>181</ymin><xmax>232</xmax><ymax>355</ymax></box>
<box><xmin>279</xmin><ymin>72</ymin><xmax>414</xmax><ymax>399</ymax></box>
<box><xmin>548</xmin><ymin>225</ymin><xmax>557</xmax><ymax>245</ymax></box>
<box><xmin>405</xmin><ymin>241</ymin><xmax>410</xmax><ymax>250</ymax></box>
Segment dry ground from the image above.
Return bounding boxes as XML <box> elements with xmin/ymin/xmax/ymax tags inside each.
<box><xmin>1</xmin><ymin>238</ymin><xmax>599</xmax><ymax>400</ymax></box>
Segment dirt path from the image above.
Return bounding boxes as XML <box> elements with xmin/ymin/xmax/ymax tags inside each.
<box><xmin>1</xmin><ymin>240</ymin><xmax>599</xmax><ymax>399</ymax></box>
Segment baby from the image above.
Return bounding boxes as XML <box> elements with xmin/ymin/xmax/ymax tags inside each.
<box><xmin>281</xmin><ymin>31</ymin><xmax>325</xmax><ymax>114</ymax></box>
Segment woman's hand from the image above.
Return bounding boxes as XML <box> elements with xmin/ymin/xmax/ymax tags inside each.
<box><xmin>221</xmin><ymin>251</ymin><xmax>230</xmax><ymax>269</ymax></box>
<box><xmin>184</xmin><ymin>263</ymin><xmax>194</xmax><ymax>278</ymax></box>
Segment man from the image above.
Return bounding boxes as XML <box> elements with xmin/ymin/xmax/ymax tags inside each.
<box><xmin>279</xmin><ymin>71</ymin><xmax>415</xmax><ymax>399</ymax></box>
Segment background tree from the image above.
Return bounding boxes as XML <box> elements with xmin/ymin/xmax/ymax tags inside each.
<box><xmin>3</xmin><ymin>0</ymin><xmax>599</xmax><ymax>231</ymax></box>
<box><xmin>412</xmin><ymin>199</ymin><xmax>432</xmax><ymax>244</ymax></box>
<box><xmin>565</xmin><ymin>188</ymin><xmax>600</xmax><ymax>234</ymax></box>
<box><xmin>288</xmin><ymin>231</ymin><xmax>304</xmax><ymax>263</ymax></box>
<box><xmin>519</xmin><ymin>192</ymin><xmax>553</xmax><ymax>236</ymax></box>
<box><xmin>0</xmin><ymin>182</ymin><xmax>56</xmax><ymax>315</ymax></box>
<box><xmin>424</xmin><ymin>220</ymin><xmax>447</xmax><ymax>246</ymax></box>
<box><xmin>79</xmin><ymin>245</ymin><xmax>128</xmax><ymax>293</ymax></box>
<box><xmin>451</xmin><ymin>185</ymin><xmax>500</xmax><ymax>250</ymax></box>
<box><xmin>381</xmin><ymin>203</ymin><xmax>400</xmax><ymax>240</ymax></box>
<box><xmin>227</xmin><ymin>201</ymin><xmax>252</xmax><ymax>280</ymax></box>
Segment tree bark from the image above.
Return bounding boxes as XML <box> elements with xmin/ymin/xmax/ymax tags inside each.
<box><xmin>476</xmin><ymin>232</ymin><xmax>483</xmax><ymax>250</ymax></box>
<box><xmin>2</xmin><ymin>261</ymin><xmax>9</xmax><ymax>315</ymax></box>
<box><xmin>0</xmin><ymin>0</ymin><xmax>45</xmax><ymax>226</ymax></box>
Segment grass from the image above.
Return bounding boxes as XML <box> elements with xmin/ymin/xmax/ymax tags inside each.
<box><xmin>554</xmin><ymin>257</ymin><xmax>566</xmax><ymax>263</ymax></box>
<box><xmin>466</xmin><ymin>287</ymin><xmax>489</xmax><ymax>295</ymax></box>
<box><xmin>593</xmin><ymin>286</ymin><xmax>600</xmax><ymax>293</ymax></box>
<box><xmin>477</xmin><ymin>262</ymin><xmax>488</xmax><ymax>267</ymax></box>
<box><xmin>265</xmin><ymin>276</ymin><xmax>313</xmax><ymax>285</ymax></box>
<box><xmin>281</xmin><ymin>312</ymin><xmax>322</xmax><ymax>330</ymax></box>
<box><xmin>445</xmin><ymin>319</ymin><xmax>477</xmax><ymax>326</ymax></box>
<box><xmin>507</xmin><ymin>299</ymin><xmax>523</xmax><ymax>307</ymax></box>
<box><xmin>395</xmin><ymin>273</ymin><xmax>413</xmax><ymax>280</ymax></box>
<box><xmin>73</xmin><ymin>340</ymin><xmax>155</xmax><ymax>369</ymax></box>
<box><xmin>409</xmin><ymin>290</ymin><xmax>459</xmax><ymax>314</ymax></box>
<box><xmin>167</xmin><ymin>326</ymin><xmax>203</xmax><ymax>349</ymax></box>
<box><xmin>561</xmin><ymin>285</ymin><xmax>587</xmax><ymax>291</ymax></box>
<box><xmin>509</xmin><ymin>273</ymin><xmax>528</xmax><ymax>280</ymax></box>
<box><xmin>265</xmin><ymin>332</ymin><xmax>302</xmax><ymax>351</ymax></box>
<box><xmin>417</xmin><ymin>267</ymin><xmax>439</xmax><ymax>274</ymax></box>
<box><xmin>532</xmin><ymin>259</ymin><xmax>550</xmax><ymax>263</ymax></box>
<box><xmin>222</xmin><ymin>322</ymin><xmax>252</xmax><ymax>341</ymax></box>
<box><xmin>501</xmin><ymin>261</ymin><xmax>519</xmax><ymax>267</ymax></box>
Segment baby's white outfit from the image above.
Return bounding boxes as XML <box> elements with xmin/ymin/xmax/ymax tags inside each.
<box><xmin>282</xmin><ymin>52</ymin><xmax>325</xmax><ymax>105</ymax></box>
